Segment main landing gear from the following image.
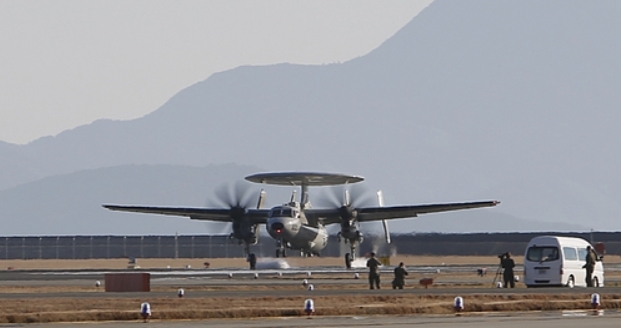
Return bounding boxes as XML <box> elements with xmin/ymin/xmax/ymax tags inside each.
<box><xmin>247</xmin><ymin>253</ymin><xmax>257</xmax><ymax>270</ymax></box>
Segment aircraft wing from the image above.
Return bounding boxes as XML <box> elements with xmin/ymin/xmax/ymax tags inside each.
<box><xmin>356</xmin><ymin>200</ymin><xmax>500</xmax><ymax>222</ymax></box>
<box><xmin>307</xmin><ymin>200</ymin><xmax>499</xmax><ymax>225</ymax></box>
<box><xmin>102</xmin><ymin>205</ymin><xmax>270</xmax><ymax>224</ymax></box>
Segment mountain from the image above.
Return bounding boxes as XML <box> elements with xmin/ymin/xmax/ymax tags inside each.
<box><xmin>0</xmin><ymin>164</ymin><xmax>261</xmax><ymax>235</ymax></box>
<box><xmin>0</xmin><ymin>163</ymin><xmax>584</xmax><ymax>235</ymax></box>
<box><xmin>1</xmin><ymin>0</ymin><xmax>621</xmax><ymax>232</ymax></box>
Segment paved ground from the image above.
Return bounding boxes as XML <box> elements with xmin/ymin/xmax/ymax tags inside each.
<box><xmin>9</xmin><ymin>312</ymin><xmax>621</xmax><ymax>327</ymax></box>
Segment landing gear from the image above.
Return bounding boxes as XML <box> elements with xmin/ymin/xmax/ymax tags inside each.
<box><xmin>276</xmin><ymin>239</ymin><xmax>287</xmax><ymax>258</ymax></box>
<box><xmin>248</xmin><ymin>253</ymin><xmax>257</xmax><ymax>270</ymax></box>
<box><xmin>345</xmin><ymin>253</ymin><xmax>352</xmax><ymax>269</ymax></box>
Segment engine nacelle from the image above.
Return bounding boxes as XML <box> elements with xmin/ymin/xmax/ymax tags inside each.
<box><xmin>231</xmin><ymin>220</ymin><xmax>259</xmax><ymax>245</ymax></box>
<box><xmin>339</xmin><ymin>226</ymin><xmax>363</xmax><ymax>244</ymax></box>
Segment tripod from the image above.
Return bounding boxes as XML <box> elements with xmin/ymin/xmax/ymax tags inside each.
<box><xmin>492</xmin><ymin>261</ymin><xmax>504</xmax><ymax>287</ymax></box>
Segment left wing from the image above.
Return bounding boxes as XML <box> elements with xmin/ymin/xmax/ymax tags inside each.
<box><xmin>102</xmin><ymin>205</ymin><xmax>270</xmax><ymax>224</ymax></box>
<box><xmin>305</xmin><ymin>200</ymin><xmax>499</xmax><ymax>225</ymax></box>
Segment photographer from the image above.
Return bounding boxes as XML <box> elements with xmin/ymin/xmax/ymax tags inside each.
<box><xmin>500</xmin><ymin>252</ymin><xmax>516</xmax><ymax>288</ymax></box>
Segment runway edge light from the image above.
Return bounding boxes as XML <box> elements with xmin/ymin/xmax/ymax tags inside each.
<box><xmin>591</xmin><ymin>293</ymin><xmax>601</xmax><ymax>309</ymax></box>
<box><xmin>454</xmin><ymin>296</ymin><xmax>464</xmax><ymax>313</ymax></box>
<box><xmin>140</xmin><ymin>302</ymin><xmax>151</xmax><ymax>323</ymax></box>
<box><xmin>304</xmin><ymin>299</ymin><xmax>315</xmax><ymax>316</ymax></box>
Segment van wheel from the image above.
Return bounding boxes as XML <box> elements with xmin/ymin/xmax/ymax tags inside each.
<box><xmin>593</xmin><ymin>277</ymin><xmax>599</xmax><ymax>288</ymax></box>
<box><xmin>566</xmin><ymin>275</ymin><xmax>575</xmax><ymax>288</ymax></box>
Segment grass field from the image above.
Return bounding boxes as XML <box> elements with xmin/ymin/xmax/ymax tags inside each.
<box><xmin>2</xmin><ymin>254</ymin><xmax>620</xmax><ymax>270</ymax></box>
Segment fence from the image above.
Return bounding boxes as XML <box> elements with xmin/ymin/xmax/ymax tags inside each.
<box><xmin>0</xmin><ymin>235</ymin><xmax>346</xmax><ymax>260</ymax></box>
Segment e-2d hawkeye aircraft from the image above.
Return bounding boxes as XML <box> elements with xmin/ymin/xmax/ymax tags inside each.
<box><xmin>103</xmin><ymin>172</ymin><xmax>500</xmax><ymax>269</ymax></box>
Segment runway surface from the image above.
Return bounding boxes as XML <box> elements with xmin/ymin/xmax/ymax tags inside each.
<box><xmin>0</xmin><ymin>264</ymin><xmax>619</xmax><ymax>326</ymax></box>
<box><xmin>12</xmin><ymin>312</ymin><xmax>621</xmax><ymax>327</ymax></box>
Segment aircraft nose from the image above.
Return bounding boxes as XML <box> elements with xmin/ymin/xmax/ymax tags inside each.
<box><xmin>271</xmin><ymin>222</ymin><xmax>285</xmax><ymax>234</ymax></box>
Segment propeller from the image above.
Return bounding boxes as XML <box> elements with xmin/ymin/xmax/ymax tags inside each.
<box><xmin>316</xmin><ymin>183</ymin><xmax>376</xmax><ymax>223</ymax></box>
<box><xmin>316</xmin><ymin>183</ymin><xmax>375</xmax><ymax>209</ymax></box>
<box><xmin>209</xmin><ymin>180</ymin><xmax>258</xmax><ymax>218</ymax></box>
<box><xmin>206</xmin><ymin>180</ymin><xmax>266</xmax><ymax>242</ymax></box>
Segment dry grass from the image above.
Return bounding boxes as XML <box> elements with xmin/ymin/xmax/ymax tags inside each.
<box><xmin>2</xmin><ymin>255</ymin><xmax>621</xmax><ymax>270</ymax></box>
<box><xmin>0</xmin><ymin>255</ymin><xmax>527</xmax><ymax>270</ymax></box>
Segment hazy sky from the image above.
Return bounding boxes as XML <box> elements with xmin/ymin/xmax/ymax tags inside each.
<box><xmin>0</xmin><ymin>0</ymin><xmax>433</xmax><ymax>145</ymax></box>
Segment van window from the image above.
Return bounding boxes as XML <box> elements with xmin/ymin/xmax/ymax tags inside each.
<box><xmin>563</xmin><ymin>247</ymin><xmax>578</xmax><ymax>261</ymax></box>
<box><xmin>578</xmin><ymin>248</ymin><xmax>588</xmax><ymax>261</ymax></box>
<box><xmin>526</xmin><ymin>246</ymin><xmax>559</xmax><ymax>262</ymax></box>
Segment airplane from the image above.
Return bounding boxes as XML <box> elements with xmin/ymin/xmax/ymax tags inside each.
<box><xmin>103</xmin><ymin>172</ymin><xmax>500</xmax><ymax>269</ymax></box>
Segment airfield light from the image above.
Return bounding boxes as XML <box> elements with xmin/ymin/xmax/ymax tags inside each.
<box><xmin>453</xmin><ymin>296</ymin><xmax>464</xmax><ymax>312</ymax></box>
<box><xmin>140</xmin><ymin>302</ymin><xmax>151</xmax><ymax>323</ymax></box>
<box><xmin>591</xmin><ymin>293</ymin><xmax>601</xmax><ymax>309</ymax></box>
<box><xmin>304</xmin><ymin>299</ymin><xmax>315</xmax><ymax>315</ymax></box>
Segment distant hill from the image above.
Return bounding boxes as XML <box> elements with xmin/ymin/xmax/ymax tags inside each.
<box><xmin>1</xmin><ymin>0</ymin><xmax>620</xmax><ymax>232</ymax></box>
<box><xmin>0</xmin><ymin>164</ymin><xmax>584</xmax><ymax>235</ymax></box>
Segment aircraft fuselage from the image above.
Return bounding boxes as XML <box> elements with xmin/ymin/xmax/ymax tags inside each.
<box><xmin>266</xmin><ymin>205</ymin><xmax>328</xmax><ymax>255</ymax></box>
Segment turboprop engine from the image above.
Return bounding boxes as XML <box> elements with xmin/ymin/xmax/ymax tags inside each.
<box><xmin>213</xmin><ymin>182</ymin><xmax>265</xmax><ymax>246</ymax></box>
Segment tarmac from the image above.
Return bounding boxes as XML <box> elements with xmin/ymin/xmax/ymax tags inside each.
<box><xmin>10</xmin><ymin>312</ymin><xmax>621</xmax><ymax>327</ymax></box>
<box><xmin>0</xmin><ymin>265</ymin><xmax>619</xmax><ymax>326</ymax></box>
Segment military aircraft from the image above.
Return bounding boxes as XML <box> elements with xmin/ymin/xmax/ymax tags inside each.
<box><xmin>103</xmin><ymin>172</ymin><xmax>499</xmax><ymax>269</ymax></box>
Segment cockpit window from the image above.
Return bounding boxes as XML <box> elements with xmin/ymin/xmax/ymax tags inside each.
<box><xmin>269</xmin><ymin>207</ymin><xmax>295</xmax><ymax>217</ymax></box>
<box><xmin>526</xmin><ymin>246</ymin><xmax>559</xmax><ymax>262</ymax></box>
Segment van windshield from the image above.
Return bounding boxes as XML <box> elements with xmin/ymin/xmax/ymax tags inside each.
<box><xmin>526</xmin><ymin>246</ymin><xmax>559</xmax><ymax>262</ymax></box>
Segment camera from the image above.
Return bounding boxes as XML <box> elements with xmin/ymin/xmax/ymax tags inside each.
<box><xmin>497</xmin><ymin>252</ymin><xmax>508</xmax><ymax>259</ymax></box>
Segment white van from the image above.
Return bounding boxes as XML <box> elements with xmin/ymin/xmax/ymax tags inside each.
<box><xmin>523</xmin><ymin>236</ymin><xmax>604</xmax><ymax>288</ymax></box>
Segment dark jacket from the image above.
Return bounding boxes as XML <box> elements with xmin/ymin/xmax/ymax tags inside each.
<box><xmin>393</xmin><ymin>267</ymin><xmax>408</xmax><ymax>282</ymax></box>
<box><xmin>501</xmin><ymin>257</ymin><xmax>515</xmax><ymax>275</ymax></box>
<box><xmin>367</xmin><ymin>257</ymin><xmax>381</xmax><ymax>275</ymax></box>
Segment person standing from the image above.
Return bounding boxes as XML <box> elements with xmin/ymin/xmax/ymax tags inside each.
<box><xmin>392</xmin><ymin>262</ymin><xmax>409</xmax><ymax>289</ymax></box>
<box><xmin>366</xmin><ymin>252</ymin><xmax>381</xmax><ymax>289</ymax></box>
<box><xmin>583</xmin><ymin>245</ymin><xmax>597</xmax><ymax>287</ymax></box>
<box><xmin>501</xmin><ymin>252</ymin><xmax>516</xmax><ymax>288</ymax></box>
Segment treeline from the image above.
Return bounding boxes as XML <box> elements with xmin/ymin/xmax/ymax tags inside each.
<box><xmin>359</xmin><ymin>232</ymin><xmax>620</xmax><ymax>257</ymax></box>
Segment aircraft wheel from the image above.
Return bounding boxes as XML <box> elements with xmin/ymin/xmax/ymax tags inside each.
<box><xmin>248</xmin><ymin>253</ymin><xmax>257</xmax><ymax>270</ymax></box>
<box><xmin>345</xmin><ymin>253</ymin><xmax>352</xmax><ymax>269</ymax></box>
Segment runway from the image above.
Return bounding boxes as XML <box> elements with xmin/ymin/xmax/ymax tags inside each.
<box><xmin>0</xmin><ymin>264</ymin><xmax>619</xmax><ymax>325</ymax></box>
<box><xmin>14</xmin><ymin>312</ymin><xmax>621</xmax><ymax>327</ymax></box>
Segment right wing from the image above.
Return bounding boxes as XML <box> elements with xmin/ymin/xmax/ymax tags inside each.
<box><xmin>102</xmin><ymin>205</ymin><xmax>270</xmax><ymax>224</ymax></box>
<box><xmin>305</xmin><ymin>200</ymin><xmax>499</xmax><ymax>225</ymax></box>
